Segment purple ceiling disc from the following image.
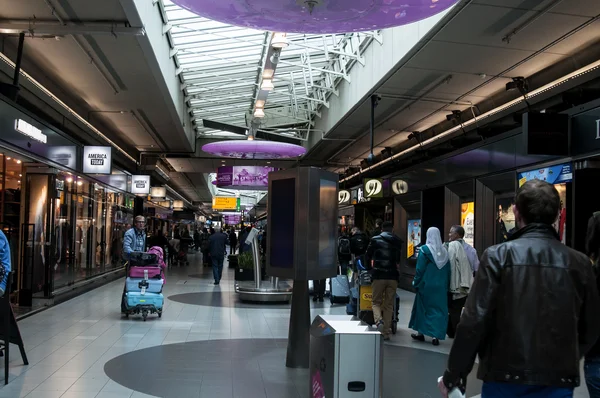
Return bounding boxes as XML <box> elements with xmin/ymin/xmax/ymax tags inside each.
<box><xmin>171</xmin><ymin>0</ymin><xmax>458</xmax><ymax>34</ymax></box>
<box><xmin>202</xmin><ymin>140</ymin><xmax>306</xmax><ymax>159</ymax></box>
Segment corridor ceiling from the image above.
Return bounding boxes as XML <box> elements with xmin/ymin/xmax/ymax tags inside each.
<box><xmin>304</xmin><ymin>0</ymin><xmax>600</xmax><ymax>175</ymax></box>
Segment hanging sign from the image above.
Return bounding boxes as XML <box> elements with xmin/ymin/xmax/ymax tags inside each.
<box><xmin>130</xmin><ymin>175</ymin><xmax>151</xmax><ymax>195</ymax></box>
<box><xmin>83</xmin><ymin>146</ymin><xmax>112</xmax><ymax>174</ymax></box>
<box><xmin>338</xmin><ymin>190</ymin><xmax>351</xmax><ymax>205</ymax></box>
<box><xmin>212</xmin><ymin>196</ymin><xmax>240</xmax><ymax>210</ymax></box>
<box><xmin>150</xmin><ymin>186</ymin><xmax>166</xmax><ymax>199</ymax></box>
<box><xmin>363</xmin><ymin>178</ymin><xmax>383</xmax><ymax>198</ymax></box>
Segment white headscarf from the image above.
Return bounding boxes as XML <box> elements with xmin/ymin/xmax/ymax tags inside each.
<box><xmin>425</xmin><ymin>227</ymin><xmax>449</xmax><ymax>269</ymax></box>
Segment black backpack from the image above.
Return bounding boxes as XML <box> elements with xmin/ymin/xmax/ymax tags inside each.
<box><xmin>352</xmin><ymin>234</ymin><xmax>369</xmax><ymax>254</ymax></box>
<box><xmin>338</xmin><ymin>237</ymin><xmax>351</xmax><ymax>255</ymax></box>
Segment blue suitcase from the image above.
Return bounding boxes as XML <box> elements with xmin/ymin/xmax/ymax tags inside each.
<box><xmin>124</xmin><ymin>292</ymin><xmax>164</xmax><ymax>320</ymax></box>
<box><xmin>126</xmin><ymin>277</ymin><xmax>164</xmax><ymax>294</ymax></box>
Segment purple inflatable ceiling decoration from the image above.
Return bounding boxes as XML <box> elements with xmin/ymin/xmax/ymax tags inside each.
<box><xmin>171</xmin><ymin>0</ymin><xmax>458</xmax><ymax>34</ymax></box>
<box><xmin>202</xmin><ymin>140</ymin><xmax>306</xmax><ymax>159</ymax></box>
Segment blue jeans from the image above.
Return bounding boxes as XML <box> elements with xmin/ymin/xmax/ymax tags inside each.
<box><xmin>482</xmin><ymin>382</ymin><xmax>573</xmax><ymax>397</ymax></box>
<box><xmin>586</xmin><ymin>358</ymin><xmax>600</xmax><ymax>398</ymax></box>
<box><xmin>212</xmin><ymin>256</ymin><xmax>224</xmax><ymax>282</ymax></box>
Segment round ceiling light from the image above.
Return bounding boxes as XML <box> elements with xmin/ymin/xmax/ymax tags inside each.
<box><xmin>202</xmin><ymin>140</ymin><xmax>306</xmax><ymax>159</ymax></box>
<box><xmin>171</xmin><ymin>0</ymin><xmax>458</xmax><ymax>34</ymax></box>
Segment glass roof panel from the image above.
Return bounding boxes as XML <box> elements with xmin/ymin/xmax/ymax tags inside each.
<box><xmin>162</xmin><ymin>0</ymin><xmax>378</xmax><ymax>135</ymax></box>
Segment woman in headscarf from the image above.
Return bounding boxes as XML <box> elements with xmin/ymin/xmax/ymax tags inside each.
<box><xmin>408</xmin><ymin>227</ymin><xmax>451</xmax><ymax>346</ymax></box>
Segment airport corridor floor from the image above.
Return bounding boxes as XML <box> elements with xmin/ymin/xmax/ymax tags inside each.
<box><xmin>0</xmin><ymin>252</ymin><xmax>591</xmax><ymax>397</ymax></box>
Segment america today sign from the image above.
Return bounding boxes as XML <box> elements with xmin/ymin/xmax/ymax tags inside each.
<box><xmin>130</xmin><ymin>175</ymin><xmax>151</xmax><ymax>195</ymax></box>
<box><xmin>83</xmin><ymin>146</ymin><xmax>112</xmax><ymax>174</ymax></box>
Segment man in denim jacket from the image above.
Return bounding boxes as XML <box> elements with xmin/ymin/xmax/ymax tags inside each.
<box><xmin>123</xmin><ymin>216</ymin><xmax>147</xmax><ymax>258</ymax></box>
<box><xmin>0</xmin><ymin>230</ymin><xmax>11</xmax><ymax>297</ymax></box>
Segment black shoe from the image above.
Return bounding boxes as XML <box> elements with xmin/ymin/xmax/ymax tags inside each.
<box><xmin>313</xmin><ymin>295</ymin><xmax>318</xmax><ymax>302</ymax></box>
<box><xmin>432</xmin><ymin>338</ymin><xmax>440</xmax><ymax>346</ymax></box>
<box><xmin>214</xmin><ymin>281</ymin><xmax>219</xmax><ymax>285</ymax></box>
<box><xmin>318</xmin><ymin>297</ymin><xmax>324</xmax><ymax>302</ymax></box>
<box><xmin>411</xmin><ymin>333</ymin><xmax>425</xmax><ymax>342</ymax></box>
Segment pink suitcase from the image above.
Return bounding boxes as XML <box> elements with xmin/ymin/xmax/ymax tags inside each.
<box><xmin>129</xmin><ymin>266</ymin><xmax>162</xmax><ymax>279</ymax></box>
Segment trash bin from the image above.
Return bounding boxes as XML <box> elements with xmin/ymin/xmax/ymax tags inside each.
<box><xmin>309</xmin><ymin>315</ymin><xmax>382</xmax><ymax>398</ymax></box>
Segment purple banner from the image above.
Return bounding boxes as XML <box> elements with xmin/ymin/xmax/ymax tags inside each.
<box><xmin>223</xmin><ymin>215</ymin><xmax>241</xmax><ymax>225</ymax></box>
<box><xmin>217</xmin><ymin>166</ymin><xmax>274</xmax><ymax>190</ymax></box>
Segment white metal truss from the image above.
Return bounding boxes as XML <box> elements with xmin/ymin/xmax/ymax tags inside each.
<box><xmin>160</xmin><ymin>0</ymin><xmax>381</xmax><ymax>138</ymax></box>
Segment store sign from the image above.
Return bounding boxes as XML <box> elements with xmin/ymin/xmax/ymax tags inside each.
<box><xmin>517</xmin><ymin>162</ymin><xmax>573</xmax><ymax>187</ymax></box>
<box><xmin>47</xmin><ymin>146</ymin><xmax>77</xmax><ymax>169</ymax></box>
<box><xmin>338</xmin><ymin>190</ymin><xmax>351</xmax><ymax>205</ymax></box>
<box><xmin>150</xmin><ymin>186</ymin><xmax>166</xmax><ymax>199</ymax></box>
<box><xmin>130</xmin><ymin>175</ymin><xmax>150</xmax><ymax>195</ymax></box>
<box><xmin>391</xmin><ymin>179</ymin><xmax>408</xmax><ymax>195</ymax></box>
<box><xmin>15</xmin><ymin>119</ymin><xmax>47</xmax><ymax>143</ymax></box>
<box><xmin>212</xmin><ymin>196</ymin><xmax>240</xmax><ymax>210</ymax></box>
<box><xmin>83</xmin><ymin>146</ymin><xmax>112</xmax><ymax>174</ymax></box>
<box><xmin>363</xmin><ymin>178</ymin><xmax>383</xmax><ymax>198</ymax></box>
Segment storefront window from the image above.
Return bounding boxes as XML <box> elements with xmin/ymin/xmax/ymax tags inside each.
<box><xmin>53</xmin><ymin>173</ymin><xmax>74</xmax><ymax>291</ymax></box>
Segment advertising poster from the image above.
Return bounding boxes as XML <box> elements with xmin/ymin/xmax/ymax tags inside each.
<box><xmin>407</xmin><ymin>219</ymin><xmax>421</xmax><ymax>259</ymax></box>
<box><xmin>461</xmin><ymin>202</ymin><xmax>475</xmax><ymax>247</ymax></box>
<box><xmin>496</xmin><ymin>198</ymin><xmax>516</xmax><ymax>244</ymax></box>
<box><xmin>217</xmin><ymin>166</ymin><xmax>274</xmax><ymax>190</ymax></box>
<box><xmin>518</xmin><ymin>163</ymin><xmax>572</xmax><ymax>187</ymax></box>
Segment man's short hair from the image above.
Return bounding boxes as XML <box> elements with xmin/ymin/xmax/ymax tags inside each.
<box><xmin>451</xmin><ymin>225</ymin><xmax>465</xmax><ymax>238</ymax></box>
<box><xmin>515</xmin><ymin>179</ymin><xmax>560</xmax><ymax>225</ymax></box>
<box><xmin>382</xmin><ymin>221</ymin><xmax>393</xmax><ymax>231</ymax></box>
<box><xmin>134</xmin><ymin>216</ymin><xmax>145</xmax><ymax>223</ymax></box>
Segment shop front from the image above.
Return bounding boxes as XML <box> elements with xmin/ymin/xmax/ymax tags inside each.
<box><xmin>0</xmin><ymin>96</ymin><xmax>140</xmax><ymax>310</ymax></box>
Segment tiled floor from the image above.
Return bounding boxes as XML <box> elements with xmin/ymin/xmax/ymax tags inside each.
<box><xmin>0</xmin><ymin>252</ymin><xmax>591</xmax><ymax>397</ymax></box>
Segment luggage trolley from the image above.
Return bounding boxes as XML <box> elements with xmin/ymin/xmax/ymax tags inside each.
<box><xmin>121</xmin><ymin>252</ymin><xmax>165</xmax><ymax>321</ymax></box>
<box><xmin>357</xmin><ymin>270</ymin><xmax>399</xmax><ymax>335</ymax></box>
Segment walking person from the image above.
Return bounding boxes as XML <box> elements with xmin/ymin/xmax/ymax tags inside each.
<box><xmin>338</xmin><ymin>228</ymin><xmax>352</xmax><ymax>276</ymax></box>
<box><xmin>366</xmin><ymin>221</ymin><xmax>402</xmax><ymax>340</ymax></box>
<box><xmin>229</xmin><ymin>229</ymin><xmax>238</xmax><ymax>255</ymax></box>
<box><xmin>445</xmin><ymin>225</ymin><xmax>477</xmax><ymax>338</ymax></box>
<box><xmin>584</xmin><ymin>211</ymin><xmax>600</xmax><ymax>397</ymax></box>
<box><xmin>409</xmin><ymin>226</ymin><xmax>450</xmax><ymax>346</ymax></box>
<box><xmin>439</xmin><ymin>180</ymin><xmax>600</xmax><ymax>398</ymax></box>
<box><xmin>209</xmin><ymin>227</ymin><xmax>228</xmax><ymax>285</ymax></box>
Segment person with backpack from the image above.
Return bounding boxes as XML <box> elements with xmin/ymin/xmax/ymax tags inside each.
<box><xmin>338</xmin><ymin>229</ymin><xmax>352</xmax><ymax>276</ymax></box>
<box><xmin>349</xmin><ymin>227</ymin><xmax>369</xmax><ymax>269</ymax></box>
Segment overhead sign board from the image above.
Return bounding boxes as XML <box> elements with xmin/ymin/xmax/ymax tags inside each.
<box><xmin>83</xmin><ymin>146</ymin><xmax>112</xmax><ymax>174</ymax></box>
<box><xmin>130</xmin><ymin>175</ymin><xmax>151</xmax><ymax>195</ymax></box>
<box><xmin>212</xmin><ymin>196</ymin><xmax>240</xmax><ymax>210</ymax></box>
<box><xmin>363</xmin><ymin>178</ymin><xmax>383</xmax><ymax>198</ymax></box>
<box><xmin>517</xmin><ymin>162</ymin><xmax>573</xmax><ymax>187</ymax></box>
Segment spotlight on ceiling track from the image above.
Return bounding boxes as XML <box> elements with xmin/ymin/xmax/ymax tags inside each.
<box><xmin>270</xmin><ymin>51</ymin><xmax>281</xmax><ymax>65</ymax></box>
<box><xmin>506</xmin><ymin>76</ymin><xmax>528</xmax><ymax>93</ymax></box>
<box><xmin>271</xmin><ymin>32</ymin><xmax>289</xmax><ymax>49</ymax></box>
<box><xmin>446</xmin><ymin>110</ymin><xmax>462</xmax><ymax>122</ymax></box>
<box><xmin>381</xmin><ymin>147</ymin><xmax>393</xmax><ymax>159</ymax></box>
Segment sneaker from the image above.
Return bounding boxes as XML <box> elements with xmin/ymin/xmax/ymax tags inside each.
<box><xmin>375</xmin><ymin>320</ymin><xmax>384</xmax><ymax>332</ymax></box>
<box><xmin>432</xmin><ymin>338</ymin><xmax>440</xmax><ymax>346</ymax></box>
<box><xmin>411</xmin><ymin>333</ymin><xmax>425</xmax><ymax>342</ymax></box>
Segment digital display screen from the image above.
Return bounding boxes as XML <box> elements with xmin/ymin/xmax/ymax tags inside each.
<box><xmin>318</xmin><ymin>179</ymin><xmax>337</xmax><ymax>268</ymax></box>
<box><xmin>270</xmin><ymin>178</ymin><xmax>296</xmax><ymax>268</ymax></box>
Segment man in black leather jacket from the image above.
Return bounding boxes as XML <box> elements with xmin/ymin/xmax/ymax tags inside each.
<box><xmin>441</xmin><ymin>180</ymin><xmax>600</xmax><ymax>398</ymax></box>
<box><xmin>366</xmin><ymin>221</ymin><xmax>402</xmax><ymax>340</ymax></box>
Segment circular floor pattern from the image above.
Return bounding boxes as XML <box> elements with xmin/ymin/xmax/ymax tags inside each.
<box><xmin>104</xmin><ymin>338</ymin><xmax>482</xmax><ymax>398</ymax></box>
<box><xmin>167</xmin><ymin>292</ymin><xmax>332</xmax><ymax>309</ymax></box>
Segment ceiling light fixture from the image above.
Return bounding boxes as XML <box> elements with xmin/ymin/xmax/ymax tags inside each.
<box><xmin>261</xmin><ymin>79</ymin><xmax>274</xmax><ymax>91</ymax></box>
<box><xmin>262</xmin><ymin>69</ymin><xmax>274</xmax><ymax>79</ymax></box>
<box><xmin>254</xmin><ymin>108</ymin><xmax>265</xmax><ymax>118</ymax></box>
<box><xmin>340</xmin><ymin>58</ymin><xmax>600</xmax><ymax>183</ymax></box>
<box><xmin>255</xmin><ymin>100</ymin><xmax>265</xmax><ymax>108</ymax></box>
<box><xmin>271</xmin><ymin>32</ymin><xmax>289</xmax><ymax>49</ymax></box>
